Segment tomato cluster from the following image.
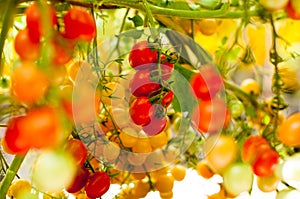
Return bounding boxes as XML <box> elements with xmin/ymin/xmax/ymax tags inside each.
<box><xmin>242</xmin><ymin>135</ymin><xmax>280</xmax><ymax>177</ymax></box>
<box><xmin>128</xmin><ymin>41</ymin><xmax>174</xmax><ymax>136</ymax></box>
<box><xmin>65</xmin><ymin>139</ymin><xmax>110</xmax><ymax>198</ymax></box>
<box><xmin>189</xmin><ymin>65</ymin><xmax>230</xmax><ymax>133</ymax></box>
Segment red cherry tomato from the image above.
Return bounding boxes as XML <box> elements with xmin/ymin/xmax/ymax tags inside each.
<box><xmin>66</xmin><ymin>166</ymin><xmax>89</xmax><ymax>193</ymax></box>
<box><xmin>14</xmin><ymin>29</ymin><xmax>41</xmax><ymax>61</ymax></box>
<box><xmin>190</xmin><ymin>65</ymin><xmax>223</xmax><ymax>101</ymax></box>
<box><xmin>161</xmin><ymin>90</ymin><xmax>174</xmax><ymax>108</ymax></box>
<box><xmin>64</xmin><ymin>7</ymin><xmax>96</xmax><ymax>42</ymax></box>
<box><xmin>65</xmin><ymin>139</ymin><xmax>88</xmax><ymax>166</ymax></box>
<box><xmin>85</xmin><ymin>171</ymin><xmax>110</xmax><ymax>198</ymax></box>
<box><xmin>286</xmin><ymin>1</ymin><xmax>300</xmax><ymax>19</ymax></box>
<box><xmin>52</xmin><ymin>35</ymin><xmax>75</xmax><ymax>66</ymax></box>
<box><xmin>129</xmin><ymin>41</ymin><xmax>158</xmax><ymax>69</ymax></box>
<box><xmin>3</xmin><ymin>117</ymin><xmax>30</xmax><ymax>155</ymax></box>
<box><xmin>252</xmin><ymin>148</ymin><xmax>279</xmax><ymax>177</ymax></box>
<box><xmin>242</xmin><ymin>135</ymin><xmax>270</xmax><ymax>163</ymax></box>
<box><xmin>25</xmin><ymin>2</ymin><xmax>57</xmax><ymax>42</ymax></box>
<box><xmin>129</xmin><ymin>70</ymin><xmax>161</xmax><ymax>97</ymax></box>
<box><xmin>129</xmin><ymin>96</ymin><xmax>154</xmax><ymax>126</ymax></box>
<box><xmin>19</xmin><ymin>106</ymin><xmax>59</xmax><ymax>149</ymax></box>
<box><xmin>191</xmin><ymin>98</ymin><xmax>229</xmax><ymax>133</ymax></box>
<box><xmin>143</xmin><ymin>115</ymin><xmax>167</xmax><ymax>136</ymax></box>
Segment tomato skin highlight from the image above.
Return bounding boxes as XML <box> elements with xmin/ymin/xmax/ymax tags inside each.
<box><xmin>25</xmin><ymin>2</ymin><xmax>57</xmax><ymax>42</ymax></box>
<box><xmin>64</xmin><ymin>7</ymin><xmax>96</xmax><ymax>42</ymax></box>
<box><xmin>129</xmin><ymin>96</ymin><xmax>154</xmax><ymax>126</ymax></box>
<box><xmin>129</xmin><ymin>41</ymin><xmax>158</xmax><ymax>69</ymax></box>
<box><xmin>85</xmin><ymin>171</ymin><xmax>110</xmax><ymax>198</ymax></box>
<box><xmin>14</xmin><ymin>29</ymin><xmax>41</xmax><ymax>61</ymax></box>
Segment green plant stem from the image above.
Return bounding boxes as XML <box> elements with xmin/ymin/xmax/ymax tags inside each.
<box><xmin>0</xmin><ymin>0</ymin><xmax>18</xmax><ymax>77</ymax></box>
<box><xmin>224</xmin><ymin>80</ymin><xmax>259</xmax><ymax>108</ymax></box>
<box><xmin>0</xmin><ymin>154</ymin><xmax>27</xmax><ymax>199</ymax></box>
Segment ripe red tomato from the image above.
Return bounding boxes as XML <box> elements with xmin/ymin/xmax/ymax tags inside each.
<box><xmin>3</xmin><ymin>117</ymin><xmax>30</xmax><ymax>154</ymax></box>
<box><xmin>25</xmin><ymin>2</ymin><xmax>57</xmax><ymax>42</ymax></box>
<box><xmin>252</xmin><ymin>148</ymin><xmax>279</xmax><ymax>177</ymax></box>
<box><xmin>12</xmin><ymin>62</ymin><xmax>49</xmax><ymax>104</ymax></box>
<box><xmin>19</xmin><ymin>106</ymin><xmax>59</xmax><ymax>149</ymax></box>
<box><xmin>142</xmin><ymin>115</ymin><xmax>167</xmax><ymax>136</ymax></box>
<box><xmin>161</xmin><ymin>90</ymin><xmax>174</xmax><ymax>108</ymax></box>
<box><xmin>129</xmin><ymin>96</ymin><xmax>154</xmax><ymax>126</ymax></box>
<box><xmin>66</xmin><ymin>166</ymin><xmax>89</xmax><ymax>193</ymax></box>
<box><xmin>277</xmin><ymin>113</ymin><xmax>300</xmax><ymax>147</ymax></box>
<box><xmin>52</xmin><ymin>35</ymin><xmax>75</xmax><ymax>66</ymax></box>
<box><xmin>190</xmin><ymin>65</ymin><xmax>223</xmax><ymax>101</ymax></box>
<box><xmin>65</xmin><ymin>139</ymin><xmax>88</xmax><ymax>166</ymax></box>
<box><xmin>14</xmin><ymin>29</ymin><xmax>41</xmax><ymax>61</ymax></box>
<box><xmin>242</xmin><ymin>135</ymin><xmax>270</xmax><ymax>163</ymax></box>
<box><xmin>286</xmin><ymin>1</ymin><xmax>300</xmax><ymax>20</ymax></box>
<box><xmin>129</xmin><ymin>70</ymin><xmax>161</xmax><ymax>97</ymax></box>
<box><xmin>191</xmin><ymin>98</ymin><xmax>230</xmax><ymax>133</ymax></box>
<box><xmin>85</xmin><ymin>171</ymin><xmax>110</xmax><ymax>198</ymax></box>
<box><xmin>64</xmin><ymin>7</ymin><xmax>96</xmax><ymax>42</ymax></box>
<box><xmin>129</xmin><ymin>41</ymin><xmax>158</xmax><ymax>69</ymax></box>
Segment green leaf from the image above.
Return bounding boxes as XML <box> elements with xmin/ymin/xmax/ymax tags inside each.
<box><xmin>245</xmin><ymin>106</ymin><xmax>257</xmax><ymax>118</ymax></box>
<box><xmin>119</xmin><ymin>29</ymin><xmax>144</xmax><ymax>39</ymax></box>
<box><xmin>128</xmin><ymin>15</ymin><xmax>143</xmax><ymax>27</ymax></box>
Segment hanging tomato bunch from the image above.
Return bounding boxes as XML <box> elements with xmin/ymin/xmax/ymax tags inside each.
<box><xmin>1</xmin><ymin>0</ymin><xmax>300</xmax><ymax>199</ymax></box>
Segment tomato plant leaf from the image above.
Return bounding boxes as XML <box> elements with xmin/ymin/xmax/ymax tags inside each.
<box><xmin>128</xmin><ymin>15</ymin><xmax>143</xmax><ymax>27</ymax></box>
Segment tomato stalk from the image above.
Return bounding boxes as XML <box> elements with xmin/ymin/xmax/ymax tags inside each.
<box><xmin>0</xmin><ymin>154</ymin><xmax>27</xmax><ymax>199</ymax></box>
<box><xmin>0</xmin><ymin>0</ymin><xmax>18</xmax><ymax>77</ymax></box>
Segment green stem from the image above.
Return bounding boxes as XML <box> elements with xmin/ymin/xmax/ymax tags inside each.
<box><xmin>224</xmin><ymin>80</ymin><xmax>259</xmax><ymax>108</ymax></box>
<box><xmin>0</xmin><ymin>154</ymin><xmax>27</xmax><ymax>199</ymax></box>
<box><xmin>142</xmin><ymin>0</ymin><xmax>155</xmax><ymax>27</ymax></box>
<box><xmin>0</xmin><ymin>0</ymin><xmax>18</xmax><ymax>77</ymax></box>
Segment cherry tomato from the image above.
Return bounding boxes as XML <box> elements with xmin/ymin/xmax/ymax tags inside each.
<box><xmin>19</xmin><ymin>106</ymin><xmax>59</xmax><ymax>149</ymax></box>
<box><xmin>191</xmin><ymin>98</ymin><xmax>230</xmax><ymax>133</ymax></box>
<box><xmin>252</xmin><ymin>148</ymin><xmax>279</xmax><ymax>177</ymax></box>
<box><xmin>129</xmin><ymin>41</ymin><xmax>158</xmax><ymax>69</ymax></box>
<box><xmin>278</xmin><ymin>113</ymin><xmax>300</xmax><ymax>147</ymax></box>
<box><xmin>25</xmin><ymin>2</ymin><xmax>57</xmax><ymax>42</ymax></box>
<box><xmin>257</xmin><ymin>174</ymin><xmax>280</xmax><ymax>192</ymax></box>
<box><xmin>190</xmin><ymin>65</ymin><xmax>223</xmax><ymax>101</ymax></box>
<box><xmin>3</xmin><ymin>116</ymin><xmax>30</xmax><ymax>154</ymax></box>
<box><xmin>203</xmin><ymin>134</ymin><xmax>238</xmax><ymax>174</ymax></box>
<box><xmin>129</xmin><ymin>70</ymin><xmax>161</xmax><ymax>97</ymax></box>
<box><xmin>12</xmin><ymin>62</ymin><xmax>49</xmax><ymax>104</ymax></box>
<box><xmin>161</xmin><ymin>90</ymin><xmax>174</xmax><ymax>108</ymax></box>
<box><xmin>85</xmin><ymin>171</ymin><xmax>110</xmax><ymax>198</ymax></box>
<box><xmin>195</xmin><ymin>161</ymin><xmax>214</xmax><ymax>179</ymax></box>
<box><xmin>65</xmin><ymin>139</ymin><xmax>88</xmax><ymax>166</ymax></box>
<box><xmin>196</xmin><ymin>19</ymin><xmax>218</xmax><ymax>36</ymax></box>
<box><xmin>52</xmin><ymin>35</ymin><xmax>75</xmax><ymax>66</ymax></box>
<box><xmin>66</xmin><ymin>166</ymin><xmax>89</xmax><ymax>193</ymax></box>
<box><xmin>142</xmin><ymin>115</ymin><xmax>167</xmax><ymax>136</ymax></box>
<box><xmin>64</xmin><ymin>7</ymin><xmax>96</xmax><ymax>42</ymax></box>
<box><xmin>259</xmin><ymin>0</ymin><xmax>289</xmax><ymax>11</ymax></box>
<box><xmin>129</xmin><ymin>96</ymin><xmax>154</xmax><ymax>126</ymax></box>
<box><xmin>242</xmin><ymin>135</ymin><xmax>269</xmax><ymax>163</ymax></box>
<box><xmin>14</xmin><ymin>29</ymin><xmax>41</xmax><ymax>61</ymax></box>
<box><xmin>223</xmin><ymin>162</ymin><xmax>253</xmax><ymax>196</ymax></box>
<box><xmin>240</xmin><ymin>78</ymin><xmax>260</xmax><ymax>95</ymax></box>
<box><xmin>286</xmin><ymin>1</ymin><xmax>300</xmax><ymax>20</ymax></box>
